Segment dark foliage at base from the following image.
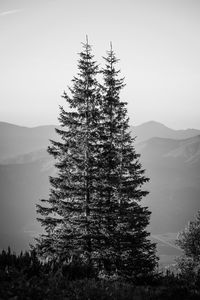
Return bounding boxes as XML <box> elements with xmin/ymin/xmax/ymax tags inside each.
<box><xmin>0</xmin><ymin>248</ymin><xmax>200</xmax><ymax>300</ymax></box>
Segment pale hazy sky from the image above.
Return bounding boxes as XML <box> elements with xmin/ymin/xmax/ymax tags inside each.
<box><xmin>0</xmin><ymin>0</ymin><xmax>200</xmax><ymax>129</ymax></box>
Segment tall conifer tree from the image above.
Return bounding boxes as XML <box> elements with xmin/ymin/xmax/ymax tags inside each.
<box><xmin>36</xmin><ymin>41</ymin><xmax>157</xmax><ymax>279</ymax></box>
<box><xmin>36</xmin><ymin>40</ymin><xmax>102</xmax><ymax>265</ymax></box>
<box><xmin>99</xmin><ymin>45</ymin><xmax>157</xmax><ymax>279</ymax></box>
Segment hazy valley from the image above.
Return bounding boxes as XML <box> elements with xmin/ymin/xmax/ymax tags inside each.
<box><xmin>1</xmin><ymin>120</ymin><xmax>200</xmax><ymax>266</ymax></box>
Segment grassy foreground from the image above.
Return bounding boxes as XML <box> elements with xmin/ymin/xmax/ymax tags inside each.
<box><xmin>0</xmin><ymin>248</ymin><xmax>199</xmax><ymax>300</ymax></box>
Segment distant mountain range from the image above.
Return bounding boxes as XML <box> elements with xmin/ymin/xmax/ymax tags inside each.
<box><xmin>0</xmin><ymin>120</ymin><xmax>200</xmax><ymax>258</ymax></box>
<box><xmin>131</xmin><ymin>120</ymin><xmax>200</xmax><ymax>143</ymax></box>
<box><xmin>135</xmin><ymin>135</ymin><xmax>200</xmax><ymax>233</ymax></box>
<box><xmin>0</xmin><ymin>122</ymin><xmax>57</xmax><ymax>162</ymax></box>
<box><xmin>1</xmin><ymin>120</ymin><xmax>200</xmax><ymax>162</ymax></box>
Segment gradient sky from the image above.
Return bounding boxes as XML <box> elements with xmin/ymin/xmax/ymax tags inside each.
<box><xmin>0</xmin><ymin>0</ymin><xmax>200</xmax><ymax>129</ymax></box>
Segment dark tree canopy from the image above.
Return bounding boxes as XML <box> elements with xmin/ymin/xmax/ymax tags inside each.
<box><xmin>36</xmin><ymin>41</ymin><xmax>102</xmax><ymax>265</ymax></box>
<box><xmin>98</xmin><ymin>46</ymin><xmax>157</xmax><ymax>277</ymax></box>
<box><xmin>36</xmin><ymin>40</ymin><xmax>157</xmax><ymax>279</ymax></box>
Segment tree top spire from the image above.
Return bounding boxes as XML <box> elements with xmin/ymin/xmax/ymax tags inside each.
<box><xmin>110</xmin><ymin>41</ymin><xmax>113</xmax><ymax>51</ymax></box>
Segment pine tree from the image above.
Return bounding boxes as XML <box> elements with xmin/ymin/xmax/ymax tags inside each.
<box><xmin>35</xmin><ymin>41</ymin><xmax>157</xmax><ymax>279</ymax></box>
<box><xmin>99</xmin><ymin>45</ymin><xmax>157</xmax><ymax>279</ymax></box>
<box><xmin>36</xmin><ymin>40</ymin><xmax>102</xmax><ymax>267</ymax></box>
<box><xmin>176</xmin><ymin>210</ymin><xmax>200</xmax><ymax>278</ymax></box>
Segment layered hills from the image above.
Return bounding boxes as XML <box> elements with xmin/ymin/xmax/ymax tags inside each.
<box><xmin>0</xmin><ymin>121</ymin><xmax>199</xmax><ymax>259</ymax></box>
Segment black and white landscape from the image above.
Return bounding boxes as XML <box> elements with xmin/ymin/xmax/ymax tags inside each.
<box><xmin>1</xmin><ymin>1</ymin><xmax>200</xmax><ymax>298</ymax></box>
